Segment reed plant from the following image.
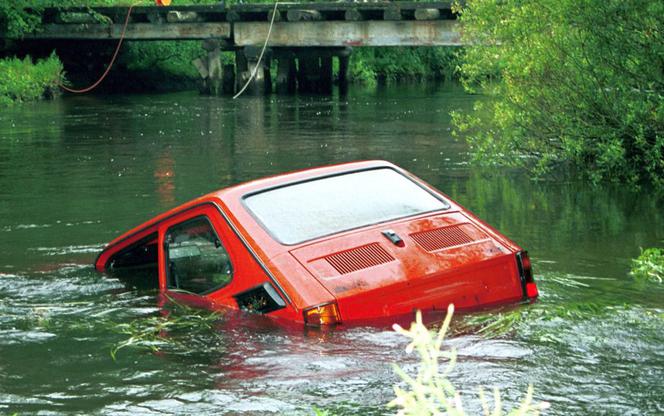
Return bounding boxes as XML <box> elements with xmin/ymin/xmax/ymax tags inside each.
<box><xmin>390</xmin><ymin>304</ymin><xmax>549</xmax><ymax>415</ymax></box>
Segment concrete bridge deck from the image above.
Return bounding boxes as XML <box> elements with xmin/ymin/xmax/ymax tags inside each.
<box><xmin>26</xmin><ymin>2</ymin><xmax>461</xmax><ymax>47</ymax></box>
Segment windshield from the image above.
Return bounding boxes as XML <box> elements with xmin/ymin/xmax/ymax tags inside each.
<box><xmin>243</xmin><ymin>168</ymin><xmax>449</xmax><ymax>244</ymax></box>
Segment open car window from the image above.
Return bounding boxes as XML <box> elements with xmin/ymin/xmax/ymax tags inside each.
<box><xmin>165</xmin><ymin>216</ymin><xmax>233</xmax><ymax>295</ymax></box>
<box><xmin>107</xmin><ymin>233</ymin><xmax>159</xmax><ymax>290</ymax></box>
<box><xmin>244</xmin><ymin>168</ymin><xmax>450</xmax><ymax>244</ymax></box>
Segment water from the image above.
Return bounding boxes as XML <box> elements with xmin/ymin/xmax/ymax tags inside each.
<box><xmin>0</xmin><ymin>84</ymin><xmax>662</xmax><ymax>415</ymax></box>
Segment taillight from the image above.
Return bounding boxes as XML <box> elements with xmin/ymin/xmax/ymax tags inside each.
<box><xmin>516</xmin><ymin>251</ymin><xmax>538</xmax><ymax>299</ymax></box>
<box><xmin>303</xmin><ymin>302</ymin><xmax>341</xmax><ymax>326</ymax></box>
<box><xmin>526</xmin><ymin>282</ymin><xmax>539</xmax><ymax>298</ymax></box>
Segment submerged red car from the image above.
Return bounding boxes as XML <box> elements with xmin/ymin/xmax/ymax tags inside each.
<box><xmin>96</xmin><ymin>161</ymin><xmax>538</xmax><ymax>326</ymax></box>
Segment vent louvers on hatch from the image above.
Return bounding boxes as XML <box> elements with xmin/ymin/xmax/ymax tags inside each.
<box><xmin>323</xmin><ymin>243</ymin><xmax>395</xmax><ymax>275</ymax></box>
<box><xmin>410</xmin><ymin>224</ymin><xmax>486</xmax><ymax>252</ymax></box>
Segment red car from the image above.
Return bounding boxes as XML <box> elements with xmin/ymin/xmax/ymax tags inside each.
<box><xmin>95</xmin><ymin>161</ymin><xmax>538</xmax><ymax>326</ymax></box>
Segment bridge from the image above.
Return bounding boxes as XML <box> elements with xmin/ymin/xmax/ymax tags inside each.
<box><xmin>21</xmin><ymin>2</ymin><xmax>461</xmax><ymax>94</ymax></box>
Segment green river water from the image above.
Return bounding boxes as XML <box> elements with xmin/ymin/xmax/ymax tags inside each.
<box><xmin>0</xmin><ymin>84</ymin><xmax>662</xmax><ymax>415</ymax></box>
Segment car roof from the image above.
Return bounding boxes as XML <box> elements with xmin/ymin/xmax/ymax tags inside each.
<box><xmin>211</xmin><ymin>160</ymin><xmax>399</xmax><ymax>201</ymax></box>
<box><xmin>102</xmin><ymin>160</ymin><xmax>402</xmax><ymax>251</ymax></box>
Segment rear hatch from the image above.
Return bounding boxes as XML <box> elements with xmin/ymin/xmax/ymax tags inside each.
<box><xmin>290</xmin><ymin>212</ymin><xmax>524</xmax><ymax>321</ymax></box>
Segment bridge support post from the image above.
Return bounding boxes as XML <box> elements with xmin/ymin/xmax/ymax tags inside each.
<box><xmin>276</xmin><ymin>56</ymin><xmax>297</xmax><ymax>94</ymax></box>
<box><xmin>193</xmin><ymin>40</ymin><xmax>224</xmax><ymax>95</ymax></box>
<box><xmin>236</xmin><ymin>45</ymin><xmax>270</xmax><ymax>95</ymax></box>
<box><xmin>263</xmin><ymin>56</ymin><xmax>273</xmax><ymax>94</ymax></box>
<box><xmin>207</xmin><ymin>47</ymin><xmax>222</xmax><ymax>96</ymax></box>
<box><xmin>235</xmin><ymin>50</ymin><xmax>248</xmax><ymax>93</ymax></box>
<box><xmin>338</xmin><ymin>54</ymin><xmax>349</xmax><ymax>96</ymax></box>
<box><xmin>298</xmin><ymin>57</ymin><xmax>320</xmax><ymax>93</ymax></box>
<box><xmin>222</xmin><ymin>64</ymin><xmax>235</xmax><ymax>94</ymax></box>
<box><xmin>320</xmin><ymin>56</ymin><xmax>333</xmax><ymax>94</ymax></box>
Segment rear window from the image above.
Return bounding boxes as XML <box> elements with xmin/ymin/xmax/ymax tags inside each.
<box><xmin>244</xmin><ymin>168</ymin><xmax>449</xmax><ymax>244</ymax></box>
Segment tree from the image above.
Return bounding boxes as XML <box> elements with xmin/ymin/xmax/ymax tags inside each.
<box><xmin>452</xmin><ymin>0</ymin><xmax>664</xmax><ymax>188</ymax></box>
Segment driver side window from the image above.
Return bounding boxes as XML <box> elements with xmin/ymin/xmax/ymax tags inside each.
<box><xmin>165</xmin><ymin>216</ymin><xmax>233</xmax><ymax>294</ymax></box>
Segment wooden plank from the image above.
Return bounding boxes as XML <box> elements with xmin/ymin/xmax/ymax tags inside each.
<box><xmin>267</xmin><ymin>10</ymin><xmax>283</xmax><ymax>22</ymax></box>
<box><xmin>230</xmin><ymin>2</ymin><xmax>455</xmax><ymax>13</ymax></box>
<box><xmin>38</xmin><ymin>3</ymin><xmax>456</xmax><ymax>24</ymax></box>
<box><xmin>344</xmin><ymin>9</ymin><xmax>364</xmax><ymax>21</ymax></box>
<box><xmin>234</xmin><ymin>20</ymin><xmax>462</xmax><ymax>47</ymax></box>
<box><xmin>166</xmin><ymin>11</ymin><xmax>202</xmax><ymax>23</ymax></box>
<box><xmin>41</xmin><ymin>5</ymin><xmax>228</xmax><ymax>24</ymax></box>
<box><xmin>414</xmin><ymin>9</ymin><xmax>441</xmax><ymax>20</ymax></box>
<box><xmin>383</xmin><ymin>4</ymin><xmax>402</xmax><ymax>21</ymax></box>
<box><xmin>286</xmin><ymin>10</ymin><xmax>322</xmax><ymax>22</ymax></box>
<box><xmin>55</xmin><ymin>12</ymin><xmax>102</xmax><ymax>24</ymax></box>
<box><xmin>25</xmin><ymin>22</ymin><xmax>231</xmax><ymax>40</ymax></box>
<box><xmin>44</xmin><ymin>5</ymin><xmax>228</xmax><ymax>15</ymax></box>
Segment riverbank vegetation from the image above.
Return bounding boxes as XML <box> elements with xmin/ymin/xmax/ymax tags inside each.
<box><xmin>631</xmin><ymin>248</ymin><xmax>664</xmax><ymax>283</ymax></box>
<box><xmin>350</xmin><ymin>47</ymin><xmax>459</xmax><ymax>85</ymax></box>
<box><xmin>0</xmin><ymin>53</ymin><xmax>62</xmax><ymax>105</ymax></box>
<box><xmin>452</xmin><ymin>0</ymin><xmax>664</xmax><ymax>188</ymax></box>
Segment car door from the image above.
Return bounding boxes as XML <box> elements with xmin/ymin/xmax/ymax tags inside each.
<box><xmin>157</xmin><ymin>204</ymin><xmax>241</xmax><ymax>309</ymax></box>
<box><xmin>156</xmin><ymin>203</ymin><xmax>290</xmax><ymax>315</ymax></box>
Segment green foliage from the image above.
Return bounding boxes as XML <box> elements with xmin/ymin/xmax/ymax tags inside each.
<box><xmin>631</xmin><ymin>248</ymin><xmax>664</xmax><ymax>283</ymax></box>
<box><xmin>350</xmin><ymin>47</ymin><xmax>461</xmax><ymax>84</ymax></box>
<box><xmin>0</xmin><ymin>0</ymin><xmax>149</xmax><ymax>38</ymax></box>
<box><xmin>452</xmin><ymin>0</ymin><xmax>664</xmax><ymax>188</ymax></box>
<box><xmin>390</xmin><ymin>305</ymin><xmax>549</xmax><ymax>415</ymax></box>
<box><xmin>0</xmin><ymin>53</ymin><xmax>63</xmax><ymax>105</ymax></box>
<box><xmin>110</xmin><ymin>298</ymin><xmax>222</xmax><ymax>360</ymax></box>
<box><xmin>0</xmin><ymin>1</ymin><xmax>43</xmax><ymax>38</ymax></box>
<box><xmin>124</xmin><ymin>41</ymin><xmax>204</xmax><ymax>79</ymax></box>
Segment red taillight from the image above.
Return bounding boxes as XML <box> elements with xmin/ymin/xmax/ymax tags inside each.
<box><xmin>516</xmin><ymin>251</ymin><xmax>538</xmax><ymax>299</ymax></box>
<box><xmin>303</xmin><ymin>302</ymin><xmax>341</xmax><ymax>326</ymax></box>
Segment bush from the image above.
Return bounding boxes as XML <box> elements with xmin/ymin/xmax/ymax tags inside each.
<box><xmin>350</xmin><ymin>47</ymin><xmax>460</xmax><ymax>84</ymax></box>
<box><xmin>631</xmin><ymin>248</ymin><xmax>664</xmax><ymax>283</ymax></box>
<box><xmin>1</xmin><ymin>1</ymin><xmax>145</xmax><ymax>38</ymax></box>
<box><xmin>0</xmin><ymin>53</ymin><xmax>63</xmax><ymax>105</ymax></box>
<box><xmin>452</xmin><ymin>0</ymin><xmax>664</xmax><ymax>188</ymax></box>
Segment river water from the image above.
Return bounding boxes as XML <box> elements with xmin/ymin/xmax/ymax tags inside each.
<box><xmin>0</xmin><ymin>85</ymin><xmax>662</xmax><ymax>415</ymax></box>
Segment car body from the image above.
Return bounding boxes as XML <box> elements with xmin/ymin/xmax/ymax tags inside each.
<box><xmin>95</xmin><ymin>160</ymin><xmax>538</xmax><ymax>326</ymax></box>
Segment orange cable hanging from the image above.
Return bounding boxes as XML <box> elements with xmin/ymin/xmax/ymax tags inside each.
<box><xmin>60</xmin><ymin>4</ymin><xmax>137</xmax><ymax>93</ymax></box>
